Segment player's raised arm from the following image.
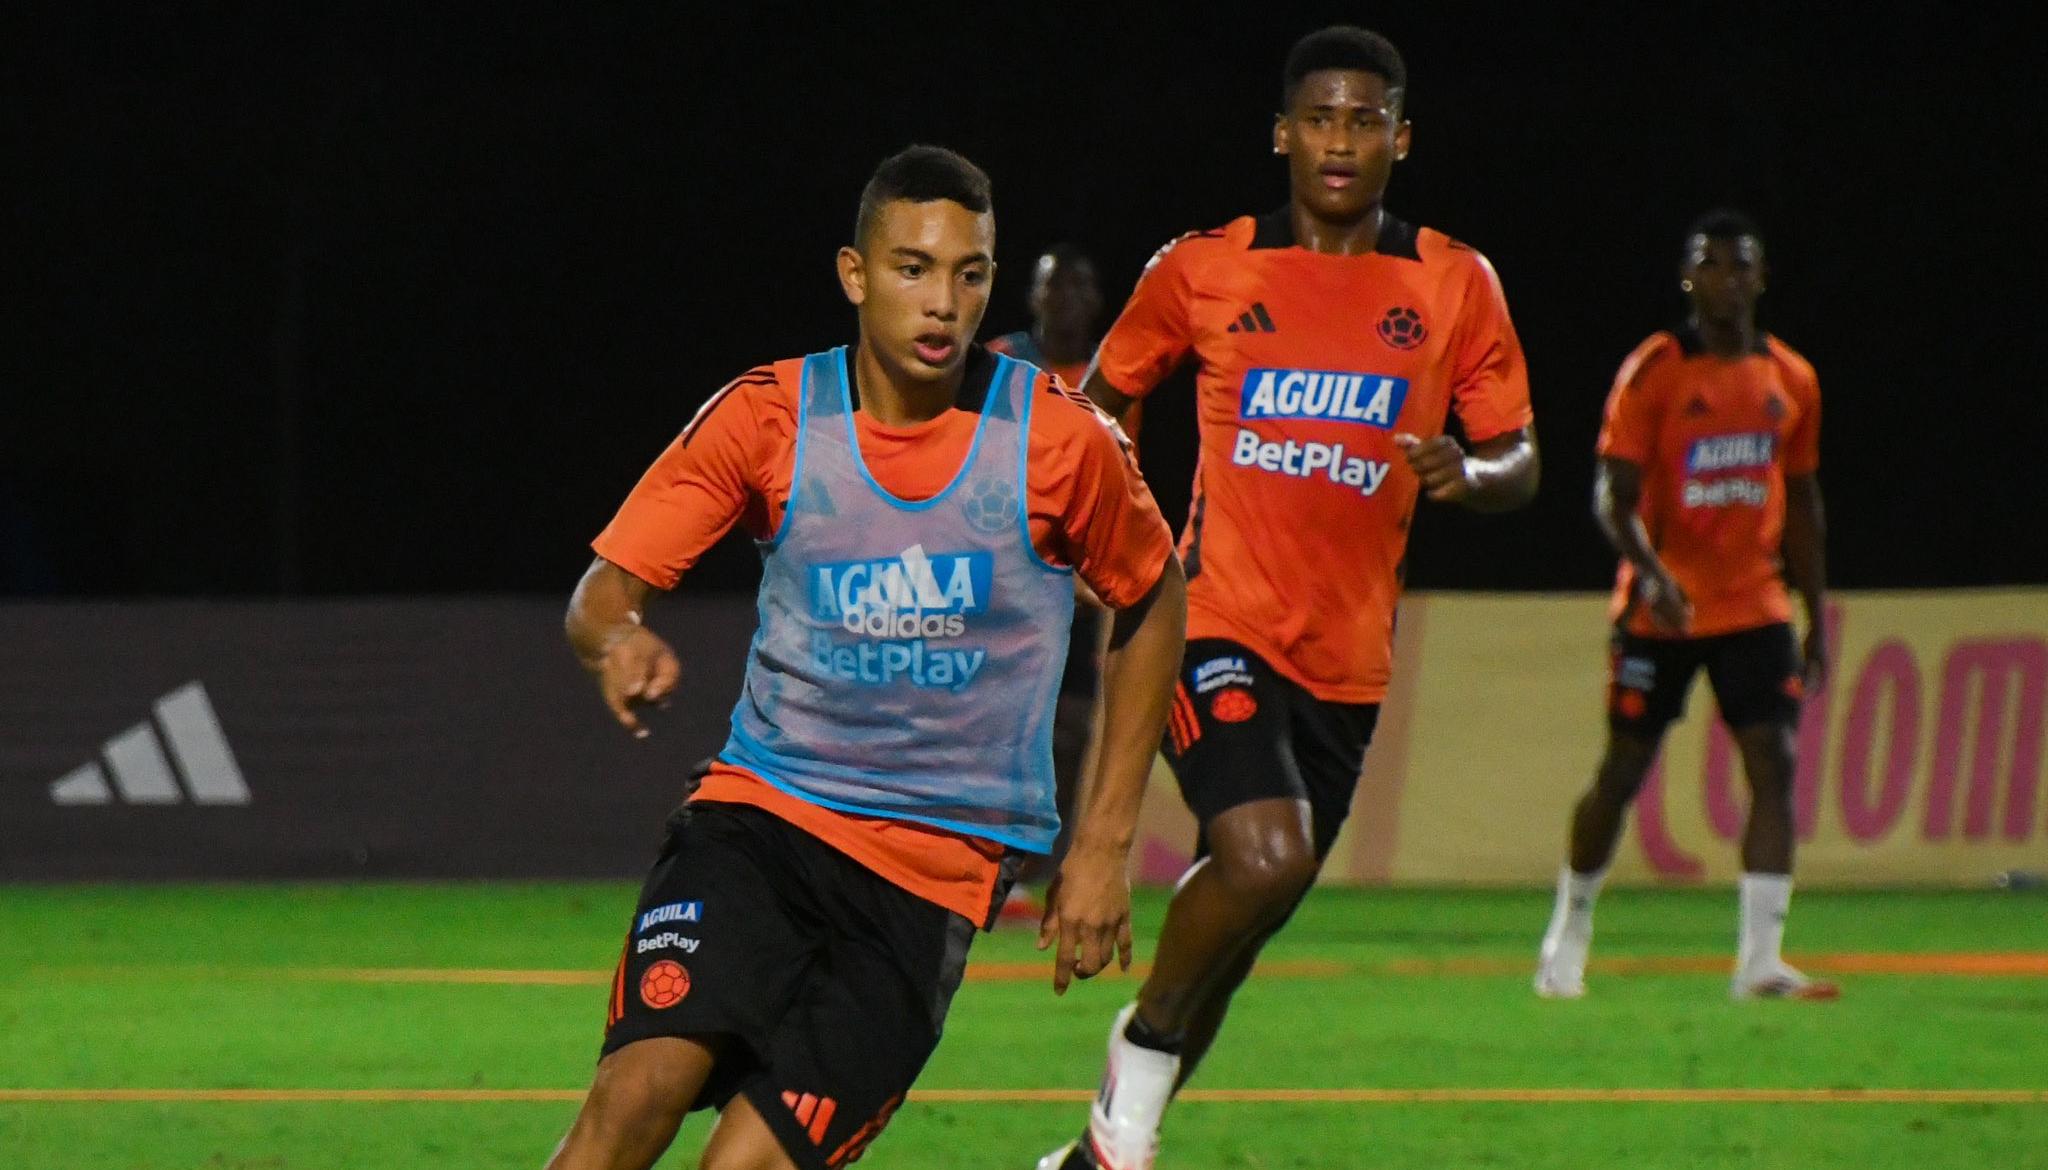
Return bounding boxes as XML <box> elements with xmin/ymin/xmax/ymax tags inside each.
<box><xmin>1042</xmin><ymin>553</ymin><xmax>1187</xmax><ymax>993</ymax></box>
<box><xmin>1594</xmin><ymin>456</ymin><xmax>1690</xmax><ymax>633</ymax></box>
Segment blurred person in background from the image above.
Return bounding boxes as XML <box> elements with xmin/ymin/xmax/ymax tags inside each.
<box><xmin>1534</xmin><ymin>209</ymin><xmax>1833</xmax><ymax>1002</ymax></box>
<box><xmin>989</xmin><ymin>244</ymin><xmax>1114</xmax><ymax>924</ymax></box>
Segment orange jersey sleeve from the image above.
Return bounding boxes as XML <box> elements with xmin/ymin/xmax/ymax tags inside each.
<box><xmin>1446</xmin><ymin>250</ymin><xmax>1535</xmax><ymax>442</ymax></box>
<box><xmin>1595</xmin><ymin>334</ymin><xmax>1677</xmax><ymax>466</ymax></box>
<box><xmin>591</xmin><ymin>365</ymin><xmax>792</xmax><ymax>588</ymax></box>
<box><xmin>1093</xmin><ymin>233</ymin><xmax>1205</xmax><ymax>398</ymax></box>
<box><xmin>1776</xmin><ymin>342</ymin><xmax>1822</xmax><ymax>476</ymax></box>
<box><xmin>1029</xmin><ymin>376</ymin><xmax>1175</xmax><ymax>607</ymax></box>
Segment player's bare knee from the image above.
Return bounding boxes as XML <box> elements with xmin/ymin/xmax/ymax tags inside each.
<box><xmin>1745</xmin><ymin>757</ymin><xmax>1796</xmax><ymax>808</ymax></box>
<box><xmin>1735</xmin><ymin>725</ymin><xmax>1797</xmax><ymax>799</ymax></box>
<box><xmin>1213</xmin><ymin>833</ymin><xmax>1318</xmax><ymax>907</ymax></box>
<box><xmin>1589</xmin><ymin>767</ymin><xmax>1648</xmax><ymax>806</ymax></box>
<box><xmin>578</xmin><ymin>1047</ymin><xmax>696</xmax><ymax>1153</ymax></box>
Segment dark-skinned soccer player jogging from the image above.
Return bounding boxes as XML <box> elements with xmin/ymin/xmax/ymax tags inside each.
<box><xmin>1039</xmin><ymin>27</ymin><xmax>1538</xmax><ymax>1170</ymax></box>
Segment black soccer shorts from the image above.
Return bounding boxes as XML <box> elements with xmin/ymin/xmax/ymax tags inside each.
<box><xmin>1163</xmin><ymin>637</ymin><xmax>1380</xmax><ymax>858</ymax></box>
<box><xmin>600</xmin><ymin>802</ymin><xmax>981</xmax><ymax>1170</ymax></box>
<box><xmin>1607</xmin><ymin>621</ymin><xmax>1804</xmax><ymax>738</ymax></box>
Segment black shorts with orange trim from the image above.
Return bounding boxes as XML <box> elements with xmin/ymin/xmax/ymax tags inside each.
<box><xmin>599</xmin><ymin>802</ymin><xmax>976</xmax><ymax>1170</ymax></box>
<box><xmin>1607</xmin><ymin>622</ymin><xmax>1803</xmax><ymax>737</ymax></box>
<box><xmin>1164</xmin><ymin>638</ymin><xmax>1379</xmax><ymax>858</ymax></box>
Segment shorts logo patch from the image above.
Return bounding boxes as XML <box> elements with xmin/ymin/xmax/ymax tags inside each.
<box><xmin>1782</xmin><ymin>674</ymin><xmax>1806</xmax><ymax>701</ymax></box>
<box><xmin>1614</xmin><ymin>689</ymin><xmax>1648</xmax><ymax>719</ymax></box>
<box><xmin>1614</xmin><ymin>655</ymin><xmax>1656</xmax><ymax>692</ymax></box>
<box><xmin>636</xmin><ymin>901</ymin><xmax>702</xmax><ymax>933</ymax></box>
<box><xmin>1210</xmin><ymin>688</ymin><xmax>1258</xmax><ymax>723</ymax></box>
<box><xmin>1192</xmin><ymin>654</ymin><xmax>1255</xmax><ymax>695</ymax></box>
<box><xmin>1376</xmin><ymin>305</ymin><xmax>1428</xmax><ymax>350</ymax></box>
<box><xmin>634</xmin><ymin>932</ymin><xmax>699</xmax><ymax>955</ymax></box>
<box><xmin>639</xmin><ymin>959</ymin><xmax>691</xmax><ymax>1009</ymax></box>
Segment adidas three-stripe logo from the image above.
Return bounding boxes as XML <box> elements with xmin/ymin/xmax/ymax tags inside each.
<box><xmin>782</xmin><ymin>1090</ymin><xmax>838</xmax><ymax>1145</ymax></box>
<box><xmin>1225</xmin><ymin>303</ymin><xmax>1278</xmax><ymax>333</ymax></box>
<box><xmin>48</xmin><ymin>681</ymin><xmax>251</xmax><ymax>806</ymax></box>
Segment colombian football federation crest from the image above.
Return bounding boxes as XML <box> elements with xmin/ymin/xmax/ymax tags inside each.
<box><xmin>1376</xmin><ymin>305</ymin><xmax>1428</xmax><ymax>350</ymax></box>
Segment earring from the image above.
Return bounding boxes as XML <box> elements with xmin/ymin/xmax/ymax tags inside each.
<box><xmin>1681</xmin><ymin>279</ymin><xmax>1694</xmax><ymax>292</ymax></box>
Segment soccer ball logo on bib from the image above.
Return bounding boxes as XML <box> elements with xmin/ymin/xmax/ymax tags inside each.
<box><xmin>1376</xmin><ymin>306</ymin><xmax>1428</xmax><ymax>350</ymax></box>
<box><xmin>960</xmin><ymin>476</ymin><xmax>1019</xmax><ymax>535</ymax></box>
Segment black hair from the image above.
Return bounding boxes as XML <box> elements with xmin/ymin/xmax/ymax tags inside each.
<box><xmin>1282</xmin><ymin>26</ymin><xmax>1407</xmax><ymax>110</ymax></box>
<box><xmin>853</xmin><ymin>145</ymin><xmax>993</xmax><ymax>247</ymax></box>
<box><xmin>1685</xmin><ymin>208</ymin><xmax>1765</xmax><ymax>252</ymax></box>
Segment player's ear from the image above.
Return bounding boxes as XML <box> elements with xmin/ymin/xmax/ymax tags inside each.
<box><xmin>1394</xmin><ymin>119</ymin><xmax>1413</xmax><ymax>162</ymax></box>
<box><xmin>1272</xmin><ymin>113</ymin><xmax>1290</xmax><ymax>156</ymax></box>
<box><xmin>837</xmin><ymin>245</ymin><xmax>866</xmax><ymax>307</ymax></box>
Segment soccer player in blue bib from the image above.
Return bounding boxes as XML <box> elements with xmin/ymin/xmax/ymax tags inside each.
<box><xmin>545</xmin><ymin>146</ymin><xmax>1184</xmax><ymax>1170</ymax></box>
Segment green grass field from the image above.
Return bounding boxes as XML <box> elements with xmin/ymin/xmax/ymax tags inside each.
<box><xmin>2</xmin><ymin>884</ymin><xmax>2043</xmax><ymax>1168</ymax></box>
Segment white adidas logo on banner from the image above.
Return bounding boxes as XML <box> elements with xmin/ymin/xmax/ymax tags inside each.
<box><xmin>48</xmin><ymin>681</ymin><xmax>251</xmax><ymax>806</ymax></box>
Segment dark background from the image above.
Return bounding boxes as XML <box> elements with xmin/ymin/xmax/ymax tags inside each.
<box><xmin>8</xmin><ymin>2</ymin><xmax>2044</xmax><ymax>599</ymax></box>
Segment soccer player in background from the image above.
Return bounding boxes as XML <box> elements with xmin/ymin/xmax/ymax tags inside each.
<box><xmin>548</xmin><ymin>145</ymin><xmax>1185</xmax><ymax>1170</ymax></box>
<box><xmin>989</xmin><ymin>245</ymin><xmax>1112</xmax><ymax>922</ymax></box>
<box><xmin>1534</xmin><ymin>210</ymin><xmax>1833</xmax><ymax>1002</ymax></box>
<box><xmin>1042</xmin><ymin>26</ymin><xmax>1539</xmax><ymax>1170</ymax></box>
<box><xmin>989</xmin><ymin>244</ymin><xmax>1103</xmax><ymax>389</ymax></box>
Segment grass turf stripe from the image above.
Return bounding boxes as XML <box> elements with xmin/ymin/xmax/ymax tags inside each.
<box><xmin>29</xmin><ymin>952</ymin><xmax>2047</xmax><ymax>986</ymax></box>
<box><xmin>1</xmin><ymin>1088</ymin><xmax>2042</xmax><ymax>1104</ymax></box>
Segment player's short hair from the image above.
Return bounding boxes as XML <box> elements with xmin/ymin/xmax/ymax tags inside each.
<box><xmin>1685</xmin><ymin>208</ymin><xmax>1765</xmax><ymax>252</ymax></box>
<box><xmin>853</xmin><ymin>145</ymin><xmax>993</xmax><ymax>248</ymax></box>
<box><xmin>1282</xmin><ymin>26</ymin><xmax>1407</xmax><ymax>110</ymax></box>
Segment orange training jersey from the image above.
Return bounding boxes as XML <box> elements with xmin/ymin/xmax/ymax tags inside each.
<box><xmin>1094</xmin><ymin>210</ymin><xmax>1533</xmax><ymax>703</ymax></box>
<box><xmin>592</xmin><ymin>346</ymin><xmax>1175</xmax><ymax>922</ymax></box>
<box><xmin>1597</xmin><ymin>326</ymin><xmax>1821</xmax><ymax>639</ymax></box>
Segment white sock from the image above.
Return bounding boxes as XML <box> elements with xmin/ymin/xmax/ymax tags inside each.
<box><xmin>1738</xmin><ymin>872</ymin><xmax>1793</xmax><ymax>972</ymax></box>
<box><xmin>1088</xmin><ymin>1003</ymin><xmax>1178</xmax><ymax>1169</ymax></box>
<box><xmin>1541</xmin><ymin>866</ymin><xmax>1604</xmax><ymax>953</ymax></box>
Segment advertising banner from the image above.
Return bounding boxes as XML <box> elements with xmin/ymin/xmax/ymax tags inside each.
<box><xmin>1132</xmin><ymin>590</ymin><xmax>2048</xmax><ymax>888</ymax></box>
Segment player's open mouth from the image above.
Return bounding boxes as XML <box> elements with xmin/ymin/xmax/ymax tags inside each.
<box><xmin>1319</xmin><ymin>164</ymin><xmax>1358</xmax><ymax>190</ymax></box>
<box><xmin>913</xmin><ymin>334</ymin><xmax>957</xmax><ymax>365</ymax></box>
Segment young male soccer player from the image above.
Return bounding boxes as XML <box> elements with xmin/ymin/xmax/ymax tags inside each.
<box><xmin>1043</xmin><ymin>26</ymin><xmax>1538</xmax><ymax>1170</ymax></box>
<box><xmin>1535</xmin><ymin>210</ymin><xmax>1833</xmax><ymax>1002</ymax></box>
<box><xmin>547</xmin><ymin>145</ymin><xmax>1185</xmax><ymax>1170</ymax></box>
